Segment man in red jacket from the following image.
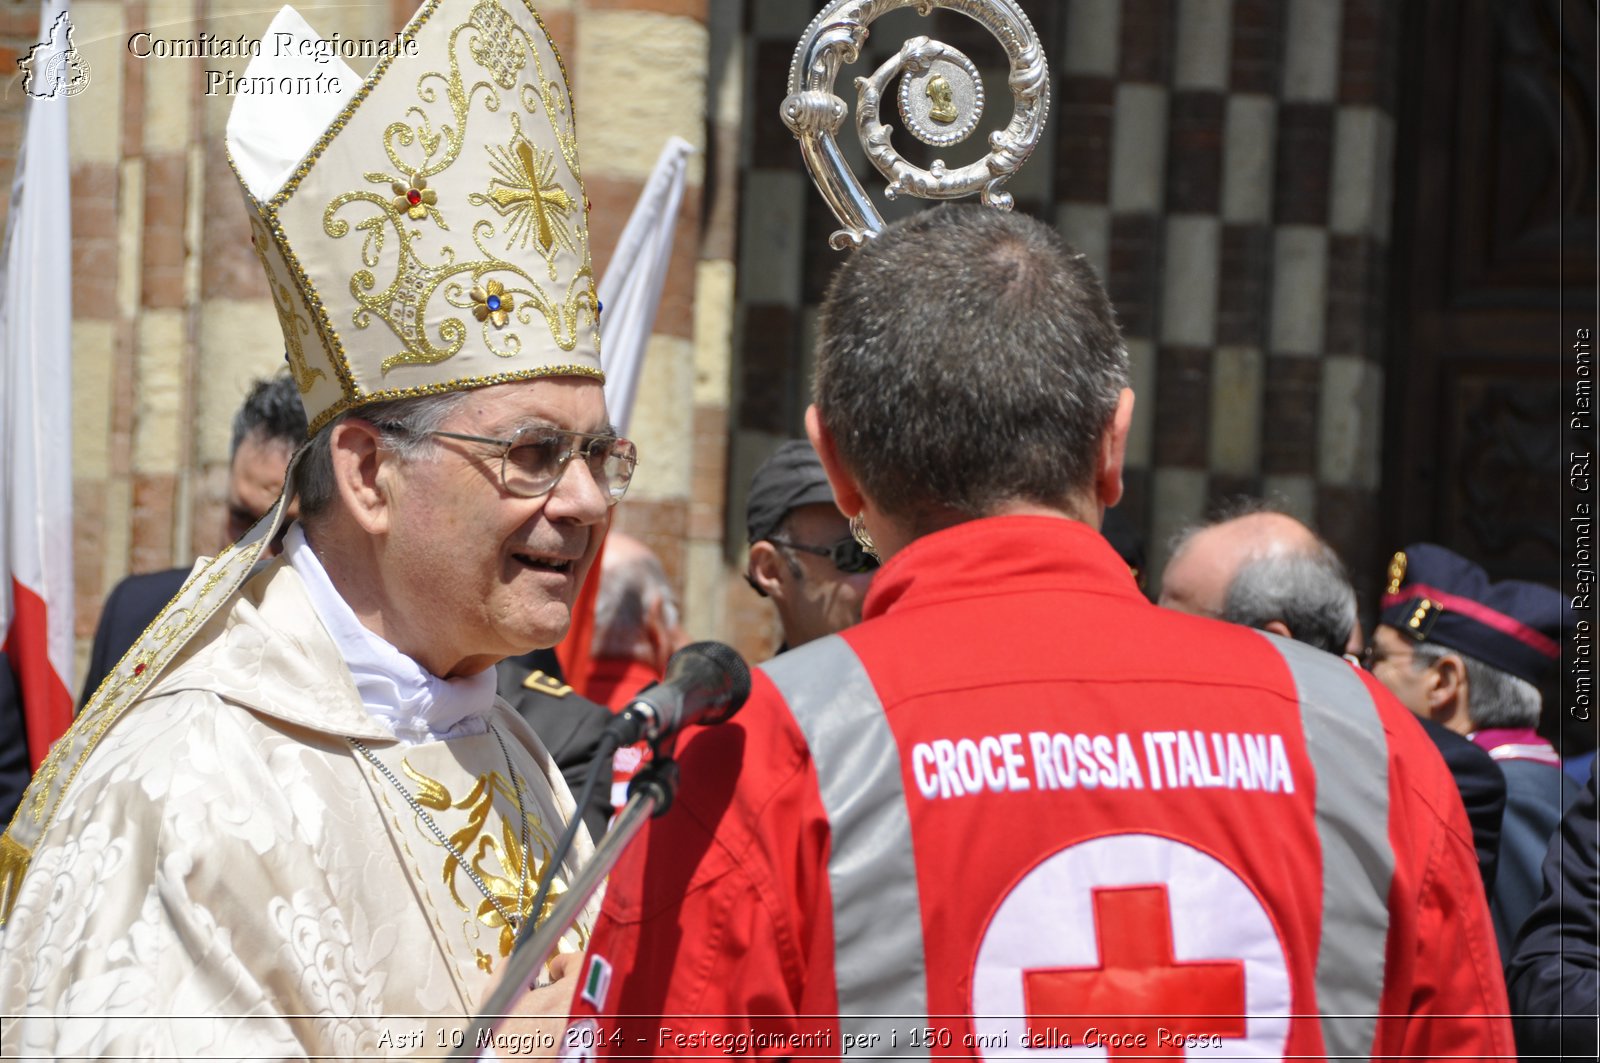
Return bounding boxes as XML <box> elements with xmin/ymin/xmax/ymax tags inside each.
<box><xmin>563</xmin><ymin>206</ymin><xmax>1513</xmax><ymax>1060</ymax></box>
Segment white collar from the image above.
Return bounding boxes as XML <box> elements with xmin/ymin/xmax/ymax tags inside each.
<box><xmin>283</xmin><ymin>524</ymin><xmax>495</xmax><ymax>744</ymax></box>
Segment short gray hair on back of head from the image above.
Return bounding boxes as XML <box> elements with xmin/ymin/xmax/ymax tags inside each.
<box><xmin>1411</xmin><ymin>642</ymin><xmax>1543</xmax><ymax>729</ymax></box>
<box><xmin>292</xmin><ymin>391</ymin><xmax>470</xmax><ymax>522</ymax></box>
<box><xmin>1222</xmin><ymin>542</ymin><xmax>1358</xmax><ymax>655</ymax></box>
<box><xmin>592</xmin><ymin>547</ymin><xmax>679</xmax><ymax>659</ymax></box>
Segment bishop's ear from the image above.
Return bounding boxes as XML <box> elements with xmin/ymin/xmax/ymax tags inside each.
<box><xmin>328</xmin><ymin>418</ymin><xmax>393</xmax><ymax>535</ymax></box>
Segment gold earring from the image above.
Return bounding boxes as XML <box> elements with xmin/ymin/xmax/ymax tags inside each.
<box><xmin>849</xmin><ymin>512</ymin><xmax>879</xmax><ymax>561</ymax></box>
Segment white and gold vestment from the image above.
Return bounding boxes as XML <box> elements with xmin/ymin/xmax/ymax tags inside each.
<box><xmin>0</xmin><ymin>556</ymin><xmax>595</xmax><ymax>1057</ymax></box>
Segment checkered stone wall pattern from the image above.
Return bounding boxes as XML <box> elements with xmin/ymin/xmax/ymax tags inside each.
<box><xmin>729</xmin><ymin>0</ymin><xmax>1401</xmax><ymax>608</ymax></box>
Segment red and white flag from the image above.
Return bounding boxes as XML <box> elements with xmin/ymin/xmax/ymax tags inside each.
<box><xmin>557</xmin><ymin>138</ymin><xmax>694</xmax><ymax>689</ymax></box>
<box><xmin>1</xmin><ymin>0</ymin><xmax>76</xmax><ymax>768</ymax></box>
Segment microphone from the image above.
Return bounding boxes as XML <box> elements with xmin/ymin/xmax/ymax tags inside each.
<box><xmin>607</xmin><ymin>641</ymin><xmax>752</xmax><ymax>746</ymax></box>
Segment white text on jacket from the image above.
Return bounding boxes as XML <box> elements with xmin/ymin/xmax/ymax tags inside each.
<box><xmin>909</xmin><ymin>730</ymin><xmax>1296</xmax><ymax>799</ymax></box>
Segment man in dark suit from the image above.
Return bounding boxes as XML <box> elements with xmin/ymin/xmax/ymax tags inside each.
<box><xmin>79</xmin><ymin>374</ymin><xmax>306</xmax><ymax>705</ymax></box>
<box><xmin>0</xmin><ymin>656</ymin><xmax>33</xmax><ymax>824</ymax></box>
<box><xmin>496</xmin><ymin>648</ymin><xmax>614</xmax><ymax>843</ymax></box>
<box><xmin>1507</xmin><ymin>768</ymin><xmax>1599</xmax><ymax>1057</ymax></box>
<box><xmin>1369</xmin><ymin>543</ymin><xmax>1580</xmax><ymax>952</ymax></box>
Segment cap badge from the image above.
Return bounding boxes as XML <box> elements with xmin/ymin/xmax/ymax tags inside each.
<box><xmin>1403</xmin><ymin>597</ymin><xmax>1443</xmax><ymax>640</ymax></box>
<box><xmin>1386</xmin><ymin>550</ymin><xmax>1407</xmax><ymax>595</ymax></box>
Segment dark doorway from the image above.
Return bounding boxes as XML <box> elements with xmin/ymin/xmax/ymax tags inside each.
<box><xmin>1385</xmin><ymin>0</ymin><xmax>1597</xmax><ymax>582</ymax></box>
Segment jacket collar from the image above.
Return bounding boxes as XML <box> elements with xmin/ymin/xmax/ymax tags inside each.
<box><xmin>863</xmin><ymin>514</ymin><xmax>1143</xmax><ymax>621</ymax></box>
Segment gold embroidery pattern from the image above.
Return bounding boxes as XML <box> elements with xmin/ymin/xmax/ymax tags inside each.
<box><xmin>226</xmin><ymin>1</ymin><xmax>600</xmax><ymax>438</ymax></box>
<box><xmin>471</xmin><ymin>278</ymin><xmax>515</xmax><ymax>327</ymax></box>
<box><xmin>363</xmin><ymin>762</ymin><xmax>480</xmax><ymax>992</ymax></box>
<box><xmin>313</xmin><ymin>0</ymin><xmax>597</xmax><ymax>378</ymax></box>
<box><xmin>478</xmin><ymin>135</ymin><xmax>575</xmax><ymax>256</ymax></box>
<box><xmin>468</xmin><ymin>0</ymin><xmax>527</xmax><ymax>89</ymax></box>
<box><xmin>248</xmin><ymin>213</ymin><xmax>328</xmax><ymax>396</ymax></box>
<box><xmin>391</xmin><ymin>173</ymin><xmax>440</xmax><ymax>221</ymax></box>
<box><xmin>399</xmin><ymin>759</ymin><xmax>584</xmax><ymax>961</ymax></box>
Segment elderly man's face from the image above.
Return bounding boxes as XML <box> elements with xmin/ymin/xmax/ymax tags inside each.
<box><xmin>1366</xmin><ymin>624</ymin><xmax>1433</xmax><ymax>718</ymax></box>
<box><xmin>380</xmin><ymin>378</ymin><xmax>612</xmax><ymax>676</ymax></box>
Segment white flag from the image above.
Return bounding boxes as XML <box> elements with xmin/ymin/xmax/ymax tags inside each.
<box><xmin>598</xmin><ymin>137</ymin><xmax>695</xmax><ymax>435</ymax></box>
<box><xmin>1</xmin><ymin>0</ymin><xmax>76</xmax><ymax>766</ymax></box>
<box><xmin>557</xmin><ymin>138</ymin><xmax>694</xmax><ymax>685</ymax></box>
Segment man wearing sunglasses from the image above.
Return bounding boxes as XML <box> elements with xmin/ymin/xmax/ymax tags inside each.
<box><xmin>745</xmin><ymin>440</ymin><xmax>878</xmax><ymax>652</ymax></box>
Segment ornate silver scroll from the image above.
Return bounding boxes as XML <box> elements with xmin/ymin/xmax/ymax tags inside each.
<box><xmin>782</xmin><ymin>0</ymin><xmax>1049</xmax><ymax>250</ymax></box>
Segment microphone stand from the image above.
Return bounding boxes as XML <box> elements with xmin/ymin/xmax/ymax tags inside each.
<box><xmin>452</xmin><ymin>756</ymin><xmax>680</xmax><ymax>1058</ymax></box>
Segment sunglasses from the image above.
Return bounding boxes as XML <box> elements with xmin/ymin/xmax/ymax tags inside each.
<box><xmin>768</xmin><ymin>535</ymin><xmax>880</xmax><ymax>574</ymax></box>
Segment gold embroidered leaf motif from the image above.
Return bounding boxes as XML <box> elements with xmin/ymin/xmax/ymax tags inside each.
<box><xmin>473</xmin><ymin>831</ymin><xmax>525</xmax><ymax>957</ymax></box>
<box><xmin>402</xmin><ymin>759</ymin><xmax>451</xmax><ymax>811</ymax></box>
<box><xmin>481</xmin><ymin>137</ymin><xmax>574</xmax><ymax>255</ymax></box>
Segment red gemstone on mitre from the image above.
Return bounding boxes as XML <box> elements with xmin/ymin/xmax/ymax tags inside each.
<box><xmin>407</xmin><ymin>189</ymin><xmax>422</xmax><ymax>206</ymax></box>
<box><xmin>133</xmin><ymin>662</ymin><xmax>146</xmax><ymax>676</ymax></box>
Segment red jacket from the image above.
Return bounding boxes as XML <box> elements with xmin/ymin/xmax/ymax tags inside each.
<box><xmin>567</xmin><ymin>517</ymin><xmax>1513</xmax><ymax>1060</ymax></box>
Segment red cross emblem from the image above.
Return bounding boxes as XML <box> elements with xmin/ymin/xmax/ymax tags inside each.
<box><xmin>971</xmin><ymin>834</ymin><xmax>1289</xmax><ymax>1059</ymax></box>
<box><xmin>1023</xmin><ymin>884</ymin><xmax>1247</xmax><ymax>1057</ymax></box>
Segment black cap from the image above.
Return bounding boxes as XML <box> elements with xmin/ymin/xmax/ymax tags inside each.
<box><xmin>745</xmin><ymin>440</ymin><xmax>837</xmax><ymax>545</ymax></box>
<box><xmin>1379</xmin><ymin>543</ymin><xmax>1565</xmax><ymax>686</ymax></box>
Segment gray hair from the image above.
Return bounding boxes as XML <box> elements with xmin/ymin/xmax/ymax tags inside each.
<box><xmin>593</xmin><ymin>548</ymin><xmax>680</xmax><ymax>658</ymax></box>
<box><xmin>292</xmin><ymin>391</ymin><xmax>469</xmax><ymax>521</ymax></box>
<box><xmin>814</xmin><ymin>205</ymin><xmax>1128</xmax><ymax>529</ymax></box>
<box><xmin>1411</xmin><ymin>642</ymin><xmax>1543</xmax><ymax>729</ymax></box>
<box><xmin>1222</xmin><ymin>544</ymin><xmax>1358</xmax><ymax>655</ymax></box>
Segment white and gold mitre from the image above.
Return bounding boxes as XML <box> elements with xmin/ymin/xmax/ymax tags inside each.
<box><xmin>0</xmin><ymin>0</ymin><xmax>604</xmax><ymax>920</ymax></box>
<box><xmin>227</xmin><ymin>1</ymin><xmax>602</xmax><ymax>434</ymax></box>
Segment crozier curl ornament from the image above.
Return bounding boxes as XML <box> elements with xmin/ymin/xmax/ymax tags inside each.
<box><xmin>782</xmin><ymin>0</ymin><xmax>1048</xmax><ymax>250</ymax></box>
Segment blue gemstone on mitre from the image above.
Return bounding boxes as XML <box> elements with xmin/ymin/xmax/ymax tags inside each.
<box><xmin>486</xmin><ymin>295</ymin><xmax>502</xmax><ymax>312</ymax></box>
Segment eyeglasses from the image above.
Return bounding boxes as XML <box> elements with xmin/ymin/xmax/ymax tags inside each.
<box><xmin>768</xmin><ymin>535</ymin><xmax>880</xmax><ymax>574</ymax></box>
<box><xmin>1360</xmin><ymin>643</ymin><xmax>1414</xmax><ymax>672</ymax></box>
<box><xmin>424</xmin><ymin>427</ymin><xmax>637</xmax><ymax>503</ymax></box>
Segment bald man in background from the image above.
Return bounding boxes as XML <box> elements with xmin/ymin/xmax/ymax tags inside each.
<box><xmin>1161</xmin><ymin>506</ymin><xmax>1508</xmax><ymax>892</ymax></box>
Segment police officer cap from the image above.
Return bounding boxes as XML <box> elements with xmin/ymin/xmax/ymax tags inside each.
<box><xmin>1379</xmin><ymin>543</ymin><xmax>1564</xmax><ymax>685</ymax></box>
<box><xmin>746</xmin><ymin>440</ymin><xmax>837</xmax><ymax>546</ymax></box>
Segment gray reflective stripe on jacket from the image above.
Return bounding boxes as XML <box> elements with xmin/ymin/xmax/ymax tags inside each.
<box><xmin>764</xmin><ymin>631</ymin><xmax>1396</xmax><ymax>1061</ymax></box>
<box><xmin>762</xmin><ymin>636</ymin><xmax>928</xmax><ymax>1058</ymax></box>
<box><xmin>1254</xmin><ymin>632</ymin><xmax>1394</xmax><ymax>1061</ymax></box>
